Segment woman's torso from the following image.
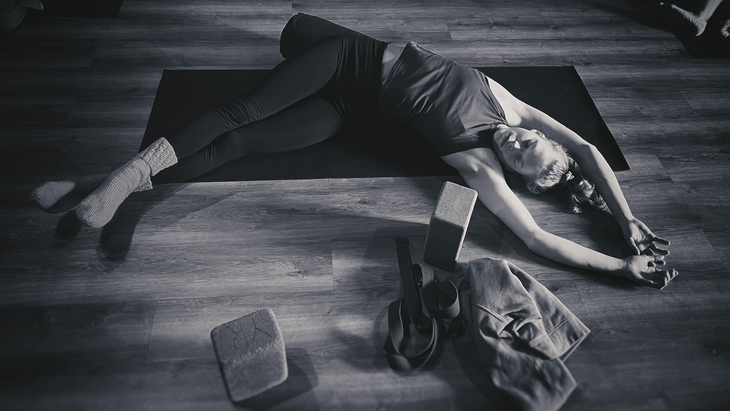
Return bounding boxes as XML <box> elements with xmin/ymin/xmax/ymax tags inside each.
<box><xmin>377</xmin><ymin>41</ymin><xmax>508</xmax><ymax>157</ymax></box>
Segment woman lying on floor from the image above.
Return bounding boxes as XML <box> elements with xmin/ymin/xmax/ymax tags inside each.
<box><xmin>31</xmin><ymin>14</ymin><xmax>677</xmax><ymax>288</ymax></box>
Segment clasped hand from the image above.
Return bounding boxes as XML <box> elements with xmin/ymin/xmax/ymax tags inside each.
<box><xmin>619</xmin><ymin>218</ymin><xmax>678</xmax><ymax>289</ymax></box>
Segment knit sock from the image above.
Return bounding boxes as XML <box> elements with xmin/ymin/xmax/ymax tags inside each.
<box><xmin>75</xmin><ymin>137</ymin><xmax>177</xmax><ymax>228</ymax></box>
<box><xmin>75</xmin><ymin>158</ymin><xmax>150</xmax><ymax>227</ymax></box>
<box><xmin>31</xmin><ymin>175</ymin><xmax>106</xmax><ymax>214</ymax></box>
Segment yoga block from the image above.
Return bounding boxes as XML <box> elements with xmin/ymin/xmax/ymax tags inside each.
<box><xmin>211</xmin><ymin>308</ymin><xmax>288</xmax><ymax>402</ymax></box>
<box><xmin>423</xmin><ymin>181</ymin><xmax>478</xmax><ymax>271</ymax></box>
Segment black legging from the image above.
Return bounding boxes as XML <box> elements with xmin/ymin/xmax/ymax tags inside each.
<box><xmin>152</xmin><ymin>15</ymin><xmax>386</xmax><ymax>184</ymax></box>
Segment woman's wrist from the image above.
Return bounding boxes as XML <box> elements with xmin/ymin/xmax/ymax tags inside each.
<box><xmin>593</xmin><ymin>254</ymin><xmax>630</xmax><ymax>276</ymax></box>
<box><xmin>614</xmin><ymin>212</ymin><xmax>635</xmax><ymax>227</ymax></box>
<box><xmin>613</xmin><ymin>257</ymin><xmax>632</xmax><ymax>277</ymax></box>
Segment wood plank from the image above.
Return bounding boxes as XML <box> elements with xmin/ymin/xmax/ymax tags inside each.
<box><xmin>0</xmin><ymin>300</ymin><xmax>156</xmax><ymax>367</ymax></box>
<box><xmin>0</xmin><ymin>40</ymin><xmax>96</xmax><ymax>68</ymax></box>
<box><xmin>571</xmin><ymin>275</ymin><xmax>730</xmax><ymax>410</ymax></box>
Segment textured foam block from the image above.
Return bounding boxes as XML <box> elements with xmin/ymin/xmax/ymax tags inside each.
<box><xmin>211</xmin><ymin>308</ymin><xmax>288</xmax><ymax>402</ymax></box>
<box><xmin>423</xmin><ymin>181</ymin><xmax>478</xmax><ymax>271</ymax></box>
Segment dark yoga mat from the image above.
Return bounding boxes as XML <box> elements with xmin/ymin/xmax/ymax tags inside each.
<box><xmin>141</xmin><ymin>67</ymin><xmax>629</xmax><ymax>182</ymax></box>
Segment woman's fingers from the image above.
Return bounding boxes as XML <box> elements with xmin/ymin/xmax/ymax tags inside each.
<box><xmin>660</xmin><ymin>269</ymin><xmax>678</xmax><ymax>289</ymax></box>
<box><xmin>651</xmin><ymin>268</ymin><xmax>678</xmax><ymax>290</ymax></box>
<box><xmin>643</xmin><ymin>242</ymin><xmax>669</xmax><ymax>256</ymax></box>
<box><xmin>629</xmin><ymin>253</ymin><xmax>677</xmax><ymax>289</ymax></box>
<box><xmin>647</xmin><ymin>257</ymin><xmax>666</xmax><ymax>268</ymax></box>
<box><xmin>636</xmin><ymin>232</ymin><xmax>670</xmax><ymax>250</ymax></box>
<box><xmin>634</xmin><ymin>236</ymin><xmax>653</xmax><ymax>253</ymax></box>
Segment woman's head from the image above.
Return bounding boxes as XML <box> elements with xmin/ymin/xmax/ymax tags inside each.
<box><xmin>492</xmin><ymin>126</ymin><xmax>607</xmax><ymax>213</ymax></box>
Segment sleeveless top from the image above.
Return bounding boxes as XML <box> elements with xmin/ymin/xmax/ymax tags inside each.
<box><xmin>377</xmin><ymin>41</ymin><xmax>507</xmax><ymax>157</ymax></box>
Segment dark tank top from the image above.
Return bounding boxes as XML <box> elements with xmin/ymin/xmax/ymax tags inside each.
<box><xmin>377</xmin><ymin>41</ymin><xmax>507</xmax><ymax>157</ymax></box>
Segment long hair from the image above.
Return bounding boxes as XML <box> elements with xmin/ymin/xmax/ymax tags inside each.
<box><xmin>523</xmin><ymin>132</ymin><xmax>607</xmax><ymax>214</ymax></box>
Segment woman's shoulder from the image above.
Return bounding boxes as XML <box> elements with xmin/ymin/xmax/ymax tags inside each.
<box><xmin>440</xmin><ymin>146</ymin><xmax>502</xmax><ymax>173</ymax></box>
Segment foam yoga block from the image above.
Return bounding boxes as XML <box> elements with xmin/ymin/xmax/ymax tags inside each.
<box><xmin>423</xmin><ymin>181</ymin><xmax>478</xmax><ymax>271</ymax></box>
<box><xmin>211</xmin><ymin>308</ymin><xmax>288</xmax><ymax>402</ymax></box>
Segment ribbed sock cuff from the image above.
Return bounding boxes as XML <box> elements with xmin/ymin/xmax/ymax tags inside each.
<box><xmin>140</xmin><ymin>137</ymin><xmax>178</xmax><ymax>176</ymax></box>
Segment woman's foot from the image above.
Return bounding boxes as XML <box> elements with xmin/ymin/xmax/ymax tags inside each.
<box><xmin>31</xmin><ymin>176</ymin><xmax>106</xmax><ymax>214</ymax></box>
<box><xmin>647</xmin><ymin>2</ymin><xmax>708</xmax><ymax>36</ymax></box>
<box><xmin>75</xmin><ymin>137</ymin><xmax>177</xmax><ymax>228</ymax></box>
<box><xmin>75</xmin><ymin>158</ymin><xmax>153</xmax><ymax>228</ymax></box>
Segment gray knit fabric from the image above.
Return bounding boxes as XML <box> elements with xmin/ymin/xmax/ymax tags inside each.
<box><xmin>140</xmin><ymin>137</ymin><xmax>178</xmax><ymax>175</ymax></box>
<box><xmin>31</xmin><ymin>175</ymin><xmax>107</xmax><ymax>213</ymax></box>
<box><xmin>75</xmin><ymin>137</ymin><xmax>177</xmax><ymax>227</ymax></box>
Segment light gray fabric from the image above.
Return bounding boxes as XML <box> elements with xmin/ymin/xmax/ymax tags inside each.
<box><xmin>75</xmin><ymin>137</ymin><xmax>177</xmax><ymax>227</ymax></box>
<box><xmin>458</xmin><ymin>258</ymin><xmax>590</xmax><ymax>411</ymax></box>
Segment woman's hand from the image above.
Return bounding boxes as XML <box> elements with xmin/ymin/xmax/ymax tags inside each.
<box><xmin>621</xmin><ymin>218</ymin><xmax>670</xmax><ymax>256</ymax></box>
<box><xmin>618</xmin><ymin>254</ymin><xmax>678</xmax><ymax>289</ymax></box>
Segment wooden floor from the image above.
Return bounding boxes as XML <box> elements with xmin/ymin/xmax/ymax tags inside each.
<box><xmin>1</xmin><ymin>0</ymin><xmax>729</xmax><ymax>410</ymax></box>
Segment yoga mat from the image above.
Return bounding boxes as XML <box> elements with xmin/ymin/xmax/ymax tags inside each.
<box><xmin>141</xmin><ymin>67</ymin><xmax>629</xmax><ymax>182</ymax></box>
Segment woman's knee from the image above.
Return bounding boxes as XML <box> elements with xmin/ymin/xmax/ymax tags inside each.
<box><xmin>279</xmin><ymin>13</ymin><xmax>358</xmax><ymax>58</ymax></box>
<box><xmin>213</xmin><ymin>97</ymin><xmax>262</xmax><ymax>128</ymax></box>
<box><xmin>209</xmin><ymin>131</ymin><xmax>253</xmax><ymax>160</ymax></box>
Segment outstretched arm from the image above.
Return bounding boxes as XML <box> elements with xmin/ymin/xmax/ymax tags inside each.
<box><xmin>488</xmin><ymin>77</ymin><xmax>670</xmax><ymax>255</ymax></box>
<box><xmin>441</xmin><ymin>148</ymin><xmax>677</xmax><ymax>288</ymax></box>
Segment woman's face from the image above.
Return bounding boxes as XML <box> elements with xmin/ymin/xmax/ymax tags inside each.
<box><xmin>492</xmin><ymin>126</ymin><xmax>556</xmax><ymax>178</ymax></box>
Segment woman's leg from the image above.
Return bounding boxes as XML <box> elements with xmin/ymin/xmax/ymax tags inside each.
<box><xmin>33</xmin><ymin>33</ymin><xmax>362</xmax><ymax>218</ymax></box>
<box><xmin>75</xmin><ymin>137</ymin><xmax>178</xmax><ymax>227</ymax></box>
<box><xmin>77</xmin><ymin>96</ymin><xmax>343</xmax><ymax>227</ymax></box>
<box><xmin>31</xmin><ymin>33</ymin><xmax>359</xmax><ymax>214</ymax></box>
<box><xmin>77</xmin><ymin>95</ymin><xmax>343</xmax><ymax>227</ymax></box>
<box><xmin>279</xmin><ymin>13</ymin><xmax>363</xmax><ymax>59</ymax></box>
<box><xmin>30</xmin><ymin>140</ymin><xmax>175</xmax><ymax>216</ymax></box>
<box><xmin>164</xmin><ymin>33</ymin><xmax>363</xmax><ymax>159</ymax></box>
<box><xmin>35</xmin><ymin>19</ymin><xmax>384</xmax><ymax>225</ymax></box>
<box><xmin>153</xmin><ymin>95</ymin><xmax>345</xmax><ymax>184</ymax></box>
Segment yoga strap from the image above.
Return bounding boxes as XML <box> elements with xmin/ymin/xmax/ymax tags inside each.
<box><xmin>384</xmin><ymin>237</ymin><xmax>462</xmax><ymax>372</ymax></box>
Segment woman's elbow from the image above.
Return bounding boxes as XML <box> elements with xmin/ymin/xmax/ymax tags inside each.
<box><xmin>520</xmin><ymin>229</ymin><xmax>549</xmax><ymax>253</ymax></box>
<box><xmin>572</xmin><ymin>142</ymin><xmax>599</xmax><ymax>160</ymax></box>
<box><xmin>453</xmin><ymin>156</ymin><xmax>483</xmax><ymax>177</ymax></box>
